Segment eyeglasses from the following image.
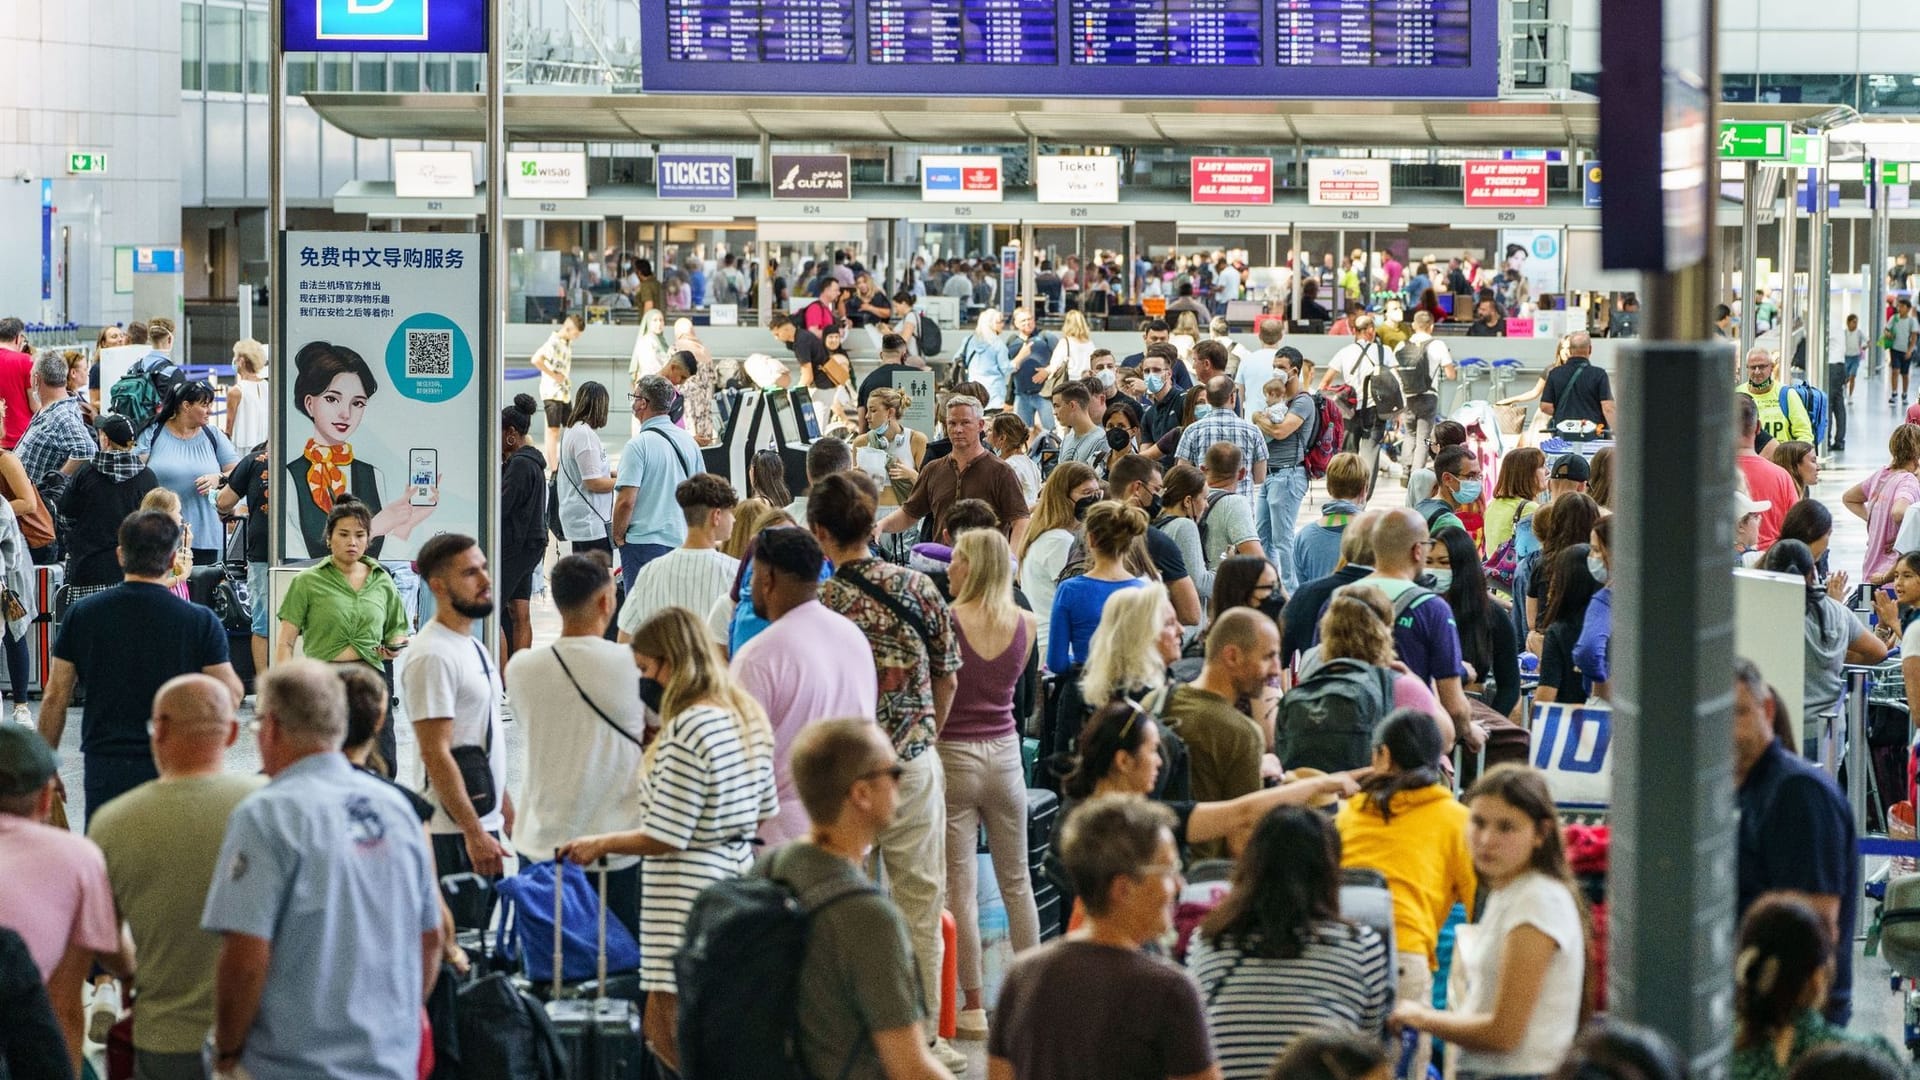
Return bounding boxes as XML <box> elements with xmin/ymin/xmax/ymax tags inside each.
<box><xmin>858</xmin><ymin>764</ymin><xmax>905</xmax><ymax>784</ymax></box>
<box><xmin>1130</xmin><ymin>862</ymin><xmax>1181</xmax><ymax>881</ymax></box>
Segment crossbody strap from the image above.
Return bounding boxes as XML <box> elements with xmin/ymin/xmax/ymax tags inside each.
<box><xmin>561</xmin><ymin>438</ymin><xmax>610</xmax><ymax>527</ymax></box>
<box><xmin>551</xmin><ymin>647</ymin><xmax>644</xmax><ymax>749</ymax></box>
<box><xmin>835</xmin><ymin>564</ymin><xmax>934</xmax><ymax>653</ymax></box>
<box><xmin>644</xmin><ymin>425</ymin><xmax>698</xmax><ymax>480</ymax></box>
<box><xmin>470</xmin><ymin>638</ymin><xmax>495</xmax><ymax>756</ymax></box>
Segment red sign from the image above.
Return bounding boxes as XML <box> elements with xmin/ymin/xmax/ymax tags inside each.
<box><xmin>1463</xmin><ymin>160</ymin><xmax>1549</xmax><ymax>207</ymax></box>
<box><xmin>1191</xmin><ymin>157</ymin><xmax>1274</xmax><ymax>204</ymax></box>
<box><xmin>962</xmin><ymin>167</ymin><xmax>999</xmax><ymax>192</ymax></box>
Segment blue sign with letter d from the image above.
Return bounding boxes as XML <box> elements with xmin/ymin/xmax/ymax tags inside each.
<box><xmin>285</xmin><ymin>0</ymin><xmax>487</xmax><ymax>53</ymax></box>
<box><xmin>319</xmin><ymin>0</ymin><xmax>427</xmax><ymax>40</ymax></box>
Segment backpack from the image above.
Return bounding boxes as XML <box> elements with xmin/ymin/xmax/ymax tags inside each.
<box><xmin>912</xmin><ymin>309</ymin><xmax>944</xmax><ymax>356</ymax></box>
<box><xmin>1301</xmin><ymin>393</ymin><xmax>1346</xmax><ymax>480</ymax></box>
<box><xmin>1276</xmin><ymin>657</ymin><xmax>1398</xmax><ymax>773</ymax></box>
<box><xmin>108</xmin><ymin>354</ymin><xmax>186</xmax><ymax>439</ymax></box>
<box><xmin>455</xmin><ymin>973</ymin><xmax>565</xmax><ymax>1080</ymax></box>
<box><xmin>1362</xmin><ymin>344</ymin><xmax>1405</xmax><ymax>414</ymax></box>
<box><xmin>1415</xmin><ymin>498</ymin><xmax>1456</xmax><ymax>534</ymax></box>
<box><xmin>1779</xmin><ymin>381</ymin><xmax>1829</xmax><ymax>447</ymax></box>
<box><xmin>494</xmin><ymin>860</ymin><xmax>642</xmax><ymax>985</ymax></box>
<box><xmin>1195</xmin><ymin>489</ymin><xmax>1231</xmax><ymax>559</ymax></box>
<box><xmin>676</xmin><ymin>854</ymin><xmax>880</xmax><ymax>1080</ymax></box>
<box><xmin>1397</xmin><ymin>338</ymin><xmax>1436</xmax><ymax>397</ymax></box>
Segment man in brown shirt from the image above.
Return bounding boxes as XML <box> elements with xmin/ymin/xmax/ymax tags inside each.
<box><xmin>879</xmin><ymin>396</ymin><xmax>1029</xmax><ymax>551</ymax></box>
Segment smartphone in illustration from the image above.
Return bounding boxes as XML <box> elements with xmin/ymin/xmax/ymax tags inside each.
<box><xmin>409</xmin><ymin>449</ymin><xmax>438</xmax><ymax>507</ymax></box>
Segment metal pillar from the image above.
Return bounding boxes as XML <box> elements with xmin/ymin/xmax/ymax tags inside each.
<box><xmin>1778</xmin><ymin>173</ymin><xmax>1797</xmax><ymax>367</ymax></box>
<box><xmin>266</xmin><ymin>0</ymin><xmax>283</xmax><ymax>565</ymax></box>
<box><xmin>1809</xmin><ymin>164</ymin><xmax>1832</xmax><ymax>416</ymax></box>
<box><xmin>484</xmin><ymin>0</ymin><xmax>505</xmax><ymax>642</ymax></box>
<box><xmin>1019</xmin><ymin>222</ymin><xmax>1037</xmax><ymax>314</ymax></box>
<box><xmin>1870</xmin><ymin>161</ymin><xmax>1890</xmax><ymax>378</ymax></box>
<box><xmin>1739</xmin><ymin>161</ymin><xmax>1758</xmax><ymax>364</ymax></box>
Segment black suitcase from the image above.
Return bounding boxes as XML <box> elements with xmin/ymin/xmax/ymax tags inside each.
<box><xmin>1026</xmin><ymin>788</ymin><xmax>1059</xmax><ymax>876</ymax></box>
<box><xmin>1032</xmin><ymin>878</ymin><xmax>1065</xmax><ymax>941</ymax></box>
<box><xmin>544</xmin><ymin>856</ymin><xmax>646</xmax><ymax>1079</ymax></box>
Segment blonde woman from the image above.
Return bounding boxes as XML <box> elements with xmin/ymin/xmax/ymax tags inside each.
<box><xmin>138</xmin><ymin>487</ymin><xmax>194</xmax><ymax>600</ymax></box>
<box><xmin>1079</xmin><ymin>581</ymin><xmax>1181</xmax><ymax>705</ymax></box>
<box><xmin>941</xmin><ymin>529</ymin><xmax>1042</xmax><ymax>1037</ymax></box>
<box><xmin>721</xmin><ymin>497</ymin><xmax>774</xmax><ymax>559</ymax></box>
<box><xmin>1020</xmin><ymin>462</ymin><xmax>1103</xmax><ymax>666</ymax></box>
<box><xmin>863</xmin><ymin>387</ymin><xmax>927</xmax><ymax>505</ymax></box>
<box><xmin>962</xmin><ymin>308</ymin><xmax>1012</xmax><ymax>410</ymax></box>
<box><xmin>225</xmin><ymin>338</ymin><xmax>269</xmax><ymax>447</ymax></box>
<box><xmin>1060</xmin><ymin>309</ymin><xmax>1097</xmax><ymax>380</ymax></box>
<box><xmin>562</xmin><ymin>606</ymin><xmax>777</xmax><ymax>1073</ymax></box>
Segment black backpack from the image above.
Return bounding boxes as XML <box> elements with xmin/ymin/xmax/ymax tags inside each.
<box><xmin>1363</xmin><ymin>344</ymin><xmax>1405</xmax><ymax>415</ymax></box>
<box><xmin>108</xmin><ymin>355</ymin><xmax>186</xmax><ymax>439</ymax></box>
<box><xmin>1276</xmin><ymin>657</ymin><xmax>1398</xmax><ymax>773</ymax></box>
<box><xmin>912</xmin><ymin>310</ymin><xmax>944</xmax><ymax>356</ymax></box>
<box><xmin>1397</xmin><ymin>338</ymin><xmax>1436</xmax><ymax>397</ymax></box>
<box><xmin>676</xmin><ymin>856</ymin><xmax>880</xmax><ymax>1080</ymax></box>
<box><xmin>455</xmin><ymin>972</ymin><xmax>565</xmax><ymax>1080</ymax></box>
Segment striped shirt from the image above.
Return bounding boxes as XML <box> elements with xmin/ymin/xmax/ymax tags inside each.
<box><xmin>1188</xmin><ymin>922</ymin><xmax>1393</xmax><ymax>1080</ymax></box>
<box><xmin>618</xmin><ymin>546</ymin><xmax>739</xmax><ymax>640</ymax></box>
<box><xmin>635</xmin><ymin>703</ymin><xmax>777</xmax><ymax>992</ymax></box>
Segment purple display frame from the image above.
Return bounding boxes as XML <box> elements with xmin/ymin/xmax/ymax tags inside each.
<box><xmin>640</xmin><ymin>0</ymin><xmax>1499</xmax><ymax>99</ymax></box>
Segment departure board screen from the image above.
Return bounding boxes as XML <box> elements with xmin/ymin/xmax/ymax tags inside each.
<box><xmin>643</xmin><ymin>0</ymin><xmax>1495</xmax><ymax>97</ymax></box>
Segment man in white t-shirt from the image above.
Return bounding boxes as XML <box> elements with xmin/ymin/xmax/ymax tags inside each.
<box><xmin>1235</xmin><ymin>319</ymin><xmax>1284</xmax><ymax>416</ymax></box>
<box><xmin>397</xmin><ymin>533</ymin><xmax>512</xmax><ymax>880</ymax></box>
<box><xmin>1399</xmin><ymin>310</ymin><xmax>1455</xmax><ymax>476</ymax></box>
<box><xmin>1318</xmin><ymin>313</ymin><xmax>1394</xmax><ymax>496</ymax></box>
<box><xmin>505</xmin><ymin>554</ymin><xmax>647</xmax><ymax>937</ymax></box>
<box><xmin>618</xmin><ymin>473</ymin><xmax>740</xmax><ymax>644</ymax></box>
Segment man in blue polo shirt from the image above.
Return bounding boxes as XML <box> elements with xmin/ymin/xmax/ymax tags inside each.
<box><xmin>203</xmin><ymin>660</ymin><xmax>441</xmax><ymax>1080</ymax></box>
<box><xmin>1733</xmin><ymin>656</ymin><xmax>1857</xmax><ymax>1025</ymax></box>
<box><xmin>612</xmin><ymin>373</ymin><xmax>703</xmax><ymax>587</ymax></box>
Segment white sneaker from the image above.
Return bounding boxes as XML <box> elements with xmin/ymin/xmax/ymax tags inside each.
<box><xmin>931</xmin><ymin>1037</ymin><xmax>970</xmax><ymax>1073</ymax></box>
<box><xmin>87</xmin><ymin>980</ymin><xmax>121</xmax><ymax>1043</ymax></box>
<box><xmin>10</xmin><ymin>703</ymin><xmax>27</xmax><ymax>726</ymax></box>
<box><xmin>955</xmin><ymin>1007</ymin><xmax>989</xmax><ymax>1040</ymax></box>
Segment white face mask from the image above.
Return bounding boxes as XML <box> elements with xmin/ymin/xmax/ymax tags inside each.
<box><xmin>1428</xmin><ymin>567</ymin><xmax>1453</xmax><ymax>592</ymax></box>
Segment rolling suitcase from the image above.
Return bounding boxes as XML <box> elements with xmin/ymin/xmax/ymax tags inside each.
<box><xmin>544</xmin><ymin>854</ymin><xmax>646</xmax><ymax>1079</ymax></box>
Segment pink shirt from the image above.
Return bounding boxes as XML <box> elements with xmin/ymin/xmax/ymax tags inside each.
<box><xmin>1736</xmin><ymin>452</ymin><xmax>1799</xmax><ymax>549</ymax></box>
<box><xmin>734</xmin><ymin>600</ymin><xmax>879</xmax><ymax>846</ymax></box>
<box><xmin>0</xmin><ymin>814</ymin><xmax>119</xmax><ymax>979</ymax></box>
<box><xmin>1392</xmin><ymin>671</ymin><xmax>1447</xmax><ymax>727</ymax></box>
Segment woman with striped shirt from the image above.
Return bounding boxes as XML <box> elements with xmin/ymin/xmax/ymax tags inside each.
<box><xmin>560</xmin><ymin>606</ymin><xmax>777</xmax><ymax>1074</ymax></box>
<box><xmin>1188</xmin><ymin>805</ymin><xmax>1393</xmax><ymax>1080</ymax></box>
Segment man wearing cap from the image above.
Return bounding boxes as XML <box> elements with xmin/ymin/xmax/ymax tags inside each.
<box><xmin>0</xmin><ymin>724</ymin><xmax>130</xmax><ymax>1075</ymax></box>
<box><xmin>38</xmin><ymin>510</ymin><xmax>242</xmax><ymax>816</ymax></box>
<box><xmin>1538</xmin><ymin>331</ymin><xmax>1615</xmax><ymax>433</ymax></box>
<box><xmin>56</xmin><ymin>414</ymin><xmax>158</xmax><ymax>604</ymax></box>
<box><xmin>1733</xmin><ymin>393</ymin><xmax>1797</xmax><ymax>547</ymax></box>
<box><xmin>1546</xmin><ymin>452</ymin><xmax>1590</xmax><ymax>501</ymax></box>
<box><xmin>203</xmin><ymin>660</ymin><xmax>441</xmax><ymax>1080</ymax></box>
<box><xmin>90</xmin><ymin>674</ymin><xmax>262</xmax><ymax>1080</ymax></box>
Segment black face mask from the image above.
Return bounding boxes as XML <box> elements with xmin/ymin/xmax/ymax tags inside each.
<box><xmin>1256</xmin><ymin>594</ymin><xmax>1285</xmax><ymax>623</ymax></box>
<box><xmin>1143</xmin><ymin>494</ymin><xmax>1164</xmax><ymax>518</ymax></box>
<box><xmin>1073</xmin><ymin>494</ymin><xmax>1100</xmax><ymax>521</ymax></box>
<box><xmin>1105</xmin><ymin>427</ymin><xmax>1132</xmax><ymax>451</ymax></box>
<box><xmin>639</xmin><ymin>677</ymin><xmax>666</xmax><ymax>715</ymax></box>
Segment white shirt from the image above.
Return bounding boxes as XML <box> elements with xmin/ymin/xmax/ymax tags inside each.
<box><xmin>618</xmin><ymin>546</ymin><xmax>740</xmax><ymax>640</ymax></box>
<box><xmin>1845</xmin><ymin>327</ymin><xmax>1870</xmax><ymax>357</ymax></box>
<box><xmin>557</xmin><ymin>423</ymin><xmax>613</xmax><ymax>541</ymax></box>
<box><xmin>1215</xmin><ymin>265</ymin><xmax>1241</xmax><ymax>302</ymax></box>
<box><xmin>1454</xmin><ymin>872</ymin><xmax>1585</xmax><ymax>1076</ymax></box>
<box><xmin>1236</xmin><ymin>348</ymin><xmax>1277</xmax><ymax>415</ymax></box>
<box><xmin>504</xmin><ymin>637</ymin><xmax>647</xmax><ymax>869</ymax></box>
<box><xmin>1405</xmin><ymin>331</ymin><xmax>1453</xmax><ymax>391</ymax></box>
<box><xmin>397</xmin><ymin>620</ymin><xmax>507</xmax><ymax>835</ymax></box>
<box><xmin>1063</xmin><ymin>336</ymin><xmax>1096</xmax><ymax>379</ymax></box>
<box><xmin>1327</xmin><ymin>339</ymin><xmax>1391</xmax><ymax>404</ymax></box>
<box><xmin>1020</xmin><ymin>528</ymin><xmax>1076</xmax><ymax>670</ymax></box>
<box><xmin>534</xmin><ymin>331</ymin><xmax>572</xmax><ymax>402</ymax></box>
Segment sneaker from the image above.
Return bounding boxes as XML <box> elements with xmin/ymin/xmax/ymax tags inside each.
<box><xmin>931</xmin><ymin>1037</ymin><xmax>970</xmax><ymax>1073</ymax></box>
<box><xmin>9</xmin><ymin>703</ymin><xmax>27</xmax><ymax>726</ymax></box>
<box><xmin>955</xmin><ymin>1007</ymin><xmax>989</xmax><ymax>1040</ymax></box>
<box><xmin>87</xmin><ymin>980</ymin><xmax>121</xmax><ymax>1043</ymax></box>
<box><xmin>1892</xmin><ymin>394</ymin><xmax>1898</xmax><ymax>405</ymax></box>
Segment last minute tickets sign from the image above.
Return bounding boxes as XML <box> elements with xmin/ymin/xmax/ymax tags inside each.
<box><xmin>1463</xmin><ymin>160</ymin><xmax>1549</xmax><ymax>208</ymax></box>
<box><xmin>1191</xmin><ymin>157</ymin><xmax>1273</xmax><ymax>204</ymax></box>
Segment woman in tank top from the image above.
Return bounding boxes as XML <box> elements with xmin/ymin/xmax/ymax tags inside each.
<box><xmin>225</xmin><ymin>338</ymin><xmax>269</xmax><ymax>448</ymax></box>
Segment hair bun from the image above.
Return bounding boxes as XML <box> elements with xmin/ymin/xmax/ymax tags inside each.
<box><xmin>512</xmin><ymin>393</ymin><xmax>538</xmax><ymax>416</ymax></box>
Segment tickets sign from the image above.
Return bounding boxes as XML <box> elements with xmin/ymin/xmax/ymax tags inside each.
<box><xmin>1307</xmin><ymin>159</ymin><xmax>1392</xmax><ymax>206</ymax></box>
<box><xmin>1191</xmin><ymin>157</ymin><xmax>1273</xmax><ymax>204</ymax></box>
<box><xmin>1463</xmin><ymin>160</ymin><xmax>1549</xmax><ymax>207</ymax></box>
<box><xmin>1036</xmin><ymin>156</ymin><xmax>1120</xmax><ymax>204</ymax></box>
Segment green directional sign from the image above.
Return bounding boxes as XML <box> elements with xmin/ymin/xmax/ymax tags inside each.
<box><xmin>65</xmin><ymin>152</ymin><xmax>106</xmax><ymax>174</ymax></box>
<box><xmin>1786</xmin><ymin>134</ymin><xmax>1824</xmax><ymax>168</ymax></box>
<box><xmin>1717</xmin><ymin>121</ymin><xmax>1789</xmax><ymax>161</ymax></box>
<box><xmin>1881</xmin><ymin>162</ymin><xmax>1912</xmax><ymax>186</ymax></box>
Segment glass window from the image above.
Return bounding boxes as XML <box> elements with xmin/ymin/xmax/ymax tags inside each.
<box><xmin>357</xmin><ymin>56</ymin><xmax>387</xmax><ymax>91</ymax></box>
<box><xmin>424</xmin><ymin>55</ymin><xmax>452</xmax><ymax>92</ymax></box>
<box><xmin>285</xmin><ymin>57</ymin><xmax>314</xmax><ymax>96</ymax></box>
<box><xmin>245</xmin><ymin>9</ymin><xmax>268</xmax><ymax>93</ymax></box>
<box><xmin>320</xmin><ymin>56</ymin><xmax>352</xmax><ymax>90</ymax></box>
<box><xmin>1720</xmin><ymin>73</ymin><xmax>1757</xmax><ymax>102</ymax></box>
<box><xmin>456</xmin><ymin>58</ymin><xmax>480</xmax><ymax>91</ymax></box>
<box><xmin>1758</xmin><ymin>73</ymin><xmax>1857</xmax><ymax>106</ymax></box>
<box><xmin>205</xmin><ymin>5</ymin><xmax>241</xmax><ymax>93</ymax></box>
<box><xmin>1864</xmin><ymin>75</ymin><xmax>1920</xmax><ymax>114</ymax></box>
<box><xmin>390</xmin><ymin>58</ymin><xmax>420</xmax><ymax>92</ymax></box>
<box><xmin>181</xmin><ymin>4</ymin><xmax>203</xmax><ymax>92</ymax></box>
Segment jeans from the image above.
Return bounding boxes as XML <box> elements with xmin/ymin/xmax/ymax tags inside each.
<box><xmin>940</xmin><ymin>735</ymin><xmax>1041</xmax><ymax>996</ymax></box>
<box><xmin>1397</xmin><ymin>952</ymin><xmax>1434</xmax><ymax>1080</ymax></box>
<box><xmin>873</xmin><ymin>748</ymin><xmax>947</xmax><ymax>1019</ymax></box>
<box><xmin>619</xmin><ymin>542</ymin><xmax>674</xmax><ymax>591</ymax></box>
<box><xmin>1254</xmin><ymin>467</ymin><xmax>1311</xmax><ymax>593</ymax></box>
<box><xmin>1827</xmin><ymin>361</ymin><xmax>1848</xmax><ymax>448</ymax></box>
<box><xmin>1406</xmin><ymin>409</ymin><xmax>1438</xmax><ymax>475</ymax></box>
<box><xmin>1</xmin><ymin>625</ymin><xmax>26</xmax><ymax>705</ymax></box>
<box><xmin>1013</xmin><ymin>394</ymin><xmax>1056</xmax><ymax>434</ymax></box>
<box><xmin>84</xmin><ymin>753</ymin><xmax>161</xmax><ymax>820</ymax></box>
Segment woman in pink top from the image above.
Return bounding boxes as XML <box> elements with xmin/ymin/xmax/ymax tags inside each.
<box><xmin>939</xmin><ymin>528</ymin><xmax>1041</xmax><ymax>1039</ymax></box>
<box><xmin>1844</xmin><ymin>423</ymin><xmax>1920</xmax><ymax>581</ymax></box>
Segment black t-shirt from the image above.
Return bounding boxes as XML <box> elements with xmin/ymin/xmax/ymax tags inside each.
<box><xmin>58</xmin><ymin>463</ymin><xmax>159</xmax><ymax>587</ymax></box>
<box><xmin>223</xmin><ymin>447</ymin><xmax>271</xmax><ymax>563</ymax></box>
<box><xmin>1536</xmin><ymin>620</ymin><xmax>1589</xmax><ymax>704</ymax></box>
<box><xmin>790</xmin><ymin>331</ymin><xmax>835</xmax><ymax>390</ymax></box>
<box><xmin>1542</xmin><ymin>359</ymin><xmax>1612</xmax><ymax>427</ymax></box>
<box><xmin>857</xmin><ymin>363</ymin><xmax>920</xmax><ymax>410</ymax></box>
<box><xmin>1012</xmin><ymin>333</ymin><xmax>1057</xmax><ymax>396</ymax></box>
<box><xmin>1282</xmin><ymin>564</ymin><xmax>1370</xmax><ymax>669</ymax></box>
<box><xmin>849</xmin><ymin>290</ymin><xmax>891</xmax><ymax>327</ymax></box>
<box><xmin>1145</xmin><ymin>525</ymin><xmax>1191</xmax><ymax>585</ymax></box>
<box><xmin>1466</xmin><ymin>318</ymin><xmax>1506</xmax><ymax>337</ymax></box>
<box><xmin>55</xmin><ymin>582</ymin><xmax>229</xmax><ymax>758</ymax></box>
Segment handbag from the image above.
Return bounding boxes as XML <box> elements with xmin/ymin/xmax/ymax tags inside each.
<box><xmin>443</xmin><ymin>640</ymin><xmax>498</xmax><ymax>818</ymax></box>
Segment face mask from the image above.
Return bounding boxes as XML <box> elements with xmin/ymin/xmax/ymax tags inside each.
<box><xmin>1105</xmin><ymin>427</ymin><xmax>1132</xmax><ymax>451</ymax></box>
<box><xmin>1145</xmin><ymin>374</ymin><xmax>1167</xmax><ymax>394</ymax></box>
<box><xmin>1073</xmin><ymin>494</ymin><xmax>1100</xmax><ymax>521</ymax></box>
<box><xmin>1098</xmin><ymin>368</ymin><xmax>1116</xmax><ymax>389</ymax></box>
<box><xmin>1192</xmin><ymin>404</ymin><xmax>1213</xmax><ymax>419</ymax></box>
<box><xmin>1454</xmin><ymin>478</ymin><xmax>1483</xmax><ymax>504</ymax></box>
<box><xmin>639</xmin><ymin>677</ymin><xmax>666</xmax><ymax>715</ymax></box>
<box><xmin>1143</xmin><ymin>493</ymin><xmax>1164</xmax><ymax>518</ymax></box>
<box><xmin>1587</xmin><ymin>553</ymin><xmax>1609</xmax><ymax>585</ymax></box>
<box><xmin>1256</xmin><ymin>594</ymin><xmax>1284</xmax><ymax>622</ymax></box>
<box><xmin>1428</xmin><ymin>568</ymin><xmax>1453</xmax><ymax>593</ymax></box>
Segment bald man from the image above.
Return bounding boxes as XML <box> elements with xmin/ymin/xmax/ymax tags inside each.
<box><xmin>89</xmin><ymin>674</ymin><xmax>264</xmax><ymax>1080</ymax></box>
<box><xmin>1353</xmin><ymin>508</ymin><xmax>1482</xmax><ymax>754</ymax></box>
<box><xmin>1538</xmin><ymin>330</ymin><xmax>1615</xmax><ymax>432</ymax></box>
<box><xmin>1158</xmin><ymin>608</ymin><xmax>1280</xmax><ymax>858</ymax></box>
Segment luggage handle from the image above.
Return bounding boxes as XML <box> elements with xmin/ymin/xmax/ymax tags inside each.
<box><xmin>595</xmin><ymin>856</ymin><xmax>608</xmax><ymax>1002</ymax></box>
<box><xmin>551</xmin><ymin>848</ymin><xmax>566</xmax><ymax>1001</ymax></box>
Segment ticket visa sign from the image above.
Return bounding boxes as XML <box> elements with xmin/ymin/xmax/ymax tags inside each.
<box><xmin>1191</xmin><ymin>157</ymin><xmax>1273</xmax><ymax>204</ymax></box>
<box><xmin>1463</xmin><ymin>160</ymin><xmax>1549</xmax><ymax>207</ymax></box>
<box><xmin>921</xmin><ymin>155</ymin><xmax>1003</xmax><ymax>203</ymax></box>
<box><xmin>657</xmin><ymin>154</ymin><xmax>737</xmax><ymax>200</ymax></box>
<box><xmin>285</xmin><ymin>0</ymin><xmax>488</xmax><ymax>52</ymax></box>
<box><xmin>1036</xmin><ymin>156</ymin><xmax>1120</xmax><ymax>204</ymax></box>
<box><xmin>1530</xmin><ymin>703</ymin><xmax>1613</xmax><ymax>813</ymax></box>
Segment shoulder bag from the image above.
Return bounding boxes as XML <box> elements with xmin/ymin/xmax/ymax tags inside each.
<box><xmin>834</xmin><ymin>564</ymin><xmax>934</xmax><ymax>654</ymax></box>
<box><xmin>437</xmin><ymin>639</ymin><xmax>499</xmax><ymax>817</ymax></box>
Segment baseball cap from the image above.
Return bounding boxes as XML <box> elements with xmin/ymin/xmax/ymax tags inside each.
<box><xmin>94</xmin><ymin>413</ymin><xmax>135</xmax><ymax>447</ymax></box>
<box><xmin>1549</xmin><ymin>453</ymin><xmax>1591</xmax><ymax>483</ymax></box>
<box><xmin>0</xmin><ymin>726</ymin><xmax>58</xmax><ymax>799</ymax></box>
<box><xmin>1734</xmin><ymin>489</ymin><xmax>1771</xmax><ymax>517</ymax></box>
<box><xmin>1906</xmin><ymin>401</ymin><xmax>1920</xmax><ymax>426</ymax></box>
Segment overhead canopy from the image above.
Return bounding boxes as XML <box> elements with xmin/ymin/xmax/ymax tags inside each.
<box><xmin>306</xmin><ymin>92</ymin><xmax>1828</xmax><ymax>148</ymax></box>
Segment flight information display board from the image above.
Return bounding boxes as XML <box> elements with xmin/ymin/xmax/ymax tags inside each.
<box><xmin>643</xmin><ymin>0</ymin><xmax>1496</xmax><ymax>97</ymax></box>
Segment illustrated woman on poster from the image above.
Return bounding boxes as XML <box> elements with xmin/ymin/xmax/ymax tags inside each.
<box><xmin>286</xmin><ymin>340</ymin><xmax>439</xmax><ymax>558</ymax></box>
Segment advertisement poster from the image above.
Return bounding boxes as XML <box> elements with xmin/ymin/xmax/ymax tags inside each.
<box><xmin>278</xmin><ymin>231</ymin><xmax>485</xmax><ymax>563</ymax></box>
<box><xmin>1500</xmin><ymin>228</ymin><xmax>1563</xmax><ymax>298</ymax></box>
<box><xmin>1191</xmin><ymin>157</ymin><xmax>1273</xmax><ymax>204</ymax></box>
<box><xmin>1462</xmin><ymin>160</ymin><xmax>1548</xmax><ymax>207</ymax></box>
<box><xmin>921</xmin><ymin>155</ymin><xmax>1003</xmax><ymax>203</ymax></box>
<box><xmin>1306</xmin><ymin>159</ymin><xmax>1392</xmax><ymax>206</ymax></box>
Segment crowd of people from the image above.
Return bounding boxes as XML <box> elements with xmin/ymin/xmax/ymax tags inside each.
<box><xmin>0</xmin><ymin>274</ymin><xmax>1906</xmax><ymax>1080</ymax></box>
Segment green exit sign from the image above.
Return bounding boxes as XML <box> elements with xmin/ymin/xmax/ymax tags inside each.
<box><xmin>1882</xmin><ymin>162</ymin><xmax>1912</xmax><ymax>186</ymax></box>
<box><xmin>66</xmin><ymin>153</ymin><xmax>106</xmax><ymax>174</ymax></box>
<box><xmin>1787</xmin><ymin>134</ymin><xmax>1825</xmax><ymax>168</ymax></box>
<box><xmin>1718</xmin><ymin>121</ymin><xmax>1789</xmax><ymax>161</ymax></box>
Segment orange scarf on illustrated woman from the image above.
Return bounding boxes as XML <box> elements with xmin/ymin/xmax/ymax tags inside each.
<box><xmin>303</xmin><ymin>440</ymin><xmax>354</xmax><ymax>513</ymax></box>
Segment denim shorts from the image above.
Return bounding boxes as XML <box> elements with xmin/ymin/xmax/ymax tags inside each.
<box><xmin>247</xmin><ymin>560</ymin><xmax>271</xmax><ymax>637</ymax></box>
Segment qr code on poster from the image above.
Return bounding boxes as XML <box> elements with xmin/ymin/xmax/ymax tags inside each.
<box><xmin>405</xmin><ymin>330</ymin><xmax>453</xmax><ymax>378</ymax></box>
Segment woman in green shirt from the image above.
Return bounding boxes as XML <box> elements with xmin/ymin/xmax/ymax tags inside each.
<box><xmin>275</xmin><ymin>496</ymin><xmax>410</xmax><ymax>770</ymax></box>
<box><xmin>1728</xmin><ymin>896</ymin><xmax>1901</xmax><ymax>1080</ymax></box>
